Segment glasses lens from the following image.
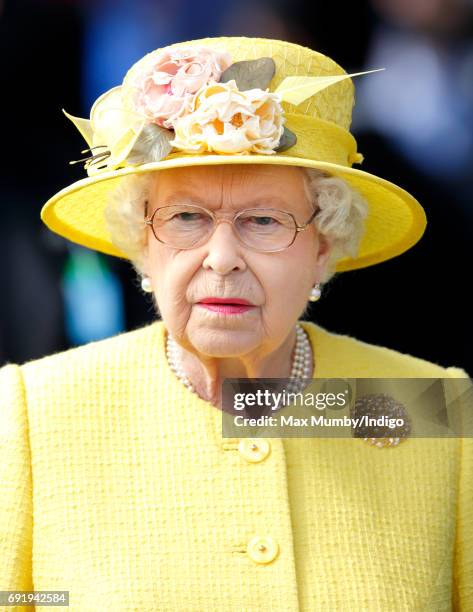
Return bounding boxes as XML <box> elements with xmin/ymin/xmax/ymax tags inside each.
<box><xmin>152</xmin><ymin>205</ymin><xmax>213</xmax><ymax>248</ymax></box>
<box><xmin>235</xmin><ymin>209</ymin><xmax>296</xmax><ymax>251</ymax></box>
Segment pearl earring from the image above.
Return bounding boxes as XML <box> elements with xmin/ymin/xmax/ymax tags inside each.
<box><xmin>141</xmin><ymin>276</ymin><xmax>153</xmax><ymax>293</ymax></box>
<box><xmin>309</xmin><ymin>283</ymin><xmax>321</xmax><ymax>302</ymax></box>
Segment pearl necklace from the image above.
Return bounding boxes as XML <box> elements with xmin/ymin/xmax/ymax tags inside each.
<box><xmin>165</xmin><ymin>323</ymin><xmax>313</xmax><ymax>402</ymax></box>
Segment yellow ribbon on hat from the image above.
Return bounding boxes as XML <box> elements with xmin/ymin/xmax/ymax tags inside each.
<box><xmin>349</xmin><ymin>152</ymin><xmax>365</xmax><ymax>164</ymax></box>
<box><xmin>281</xmin><ymin>113</ymin><xmax>365</xmax><ymax>167</ymax></box>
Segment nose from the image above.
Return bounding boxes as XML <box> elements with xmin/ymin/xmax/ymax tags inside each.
<box><xmin>202</xmin><ymin>219</ymin><xmax>247</xmax><ymax>274</ymax></box>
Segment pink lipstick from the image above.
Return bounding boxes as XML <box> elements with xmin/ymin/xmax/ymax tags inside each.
<box><xmin>196</xmin><ymin>297</ymin><xmax>255</xmax><ymax>315</ymax></box>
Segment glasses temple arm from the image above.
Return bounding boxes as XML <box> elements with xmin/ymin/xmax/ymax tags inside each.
<box><xmin>297</xmin><ymin>206</ymin><xmax>320</xmax><ymax>230</ymax></box>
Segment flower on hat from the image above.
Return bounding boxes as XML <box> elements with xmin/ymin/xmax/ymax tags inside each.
<box><xmin>128</xmin><ymin>46</ymin><xmax>232</xmax><ymax>129</ymax></box>
<box><xmin>170</xmin><ymin>79</ymin><xmax>285</xmax><ymax>155</ymax></box>
<box><xmin>63</xmin><ymin>86</ymin><xmax>147</xmax><ymax>175</ymax></box>
<box><xmin>64</xmin><ymin>41</ymin><xmax>381</xmax><ymax>174</ymax></box>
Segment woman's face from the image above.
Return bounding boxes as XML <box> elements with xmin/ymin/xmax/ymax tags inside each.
<box><xmin>142</xmin><ymin>164</ymin><xmax>332</xmax><ymax>357</ymax></box>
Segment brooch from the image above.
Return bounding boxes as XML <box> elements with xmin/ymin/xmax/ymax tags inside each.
<box><xmin>350</xmin><ymin>393</ymin><xmax>411</xmax><ymax>448</ymax></box>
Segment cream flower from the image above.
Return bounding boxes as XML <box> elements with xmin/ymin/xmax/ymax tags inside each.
<box><xmin>63</xmin><ymin>86</ymin><xmax>146</xmax><ymax>175</ymax></box>
<box><xmin>129</xmin><ymin>46</ymin><xmax>232</xmax><ymax>129</ymax></box>
<box><xmin>170</xmin><ymin>79</ymin><xmax>285</xmax><ymax>155</ymax></box>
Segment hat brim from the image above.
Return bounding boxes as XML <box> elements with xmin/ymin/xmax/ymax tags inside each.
<box><xmin>40</xmin><ymin>153</ymin><xmax>426</xmax><ymax>272</ymax></box>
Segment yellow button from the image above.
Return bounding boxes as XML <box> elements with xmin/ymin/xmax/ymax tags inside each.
<box><xmin>238</xmin><ymin>439</ymin><xmax>271</xmax><ymax>462</ymax></box>
<box><xmin>247</xmin><ymin>536</ymin><xmax>279</xmax><ymax>564</ymax></box>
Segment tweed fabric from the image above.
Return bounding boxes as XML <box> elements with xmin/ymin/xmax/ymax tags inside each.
<box><xmin>0</xmin><ymin>320</ymin><xmax>471</xmax><ymax>610</ymax></box>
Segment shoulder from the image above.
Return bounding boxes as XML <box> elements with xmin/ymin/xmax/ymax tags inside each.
<box><xmin>13</xmin><ymin>320</ymin><xmax>166</xmax><ymax>390</ymax></box>
<box><xmin>300</xmin><ymin>320</ymin><xmax>470</xmax><ymax>378</ymax></box>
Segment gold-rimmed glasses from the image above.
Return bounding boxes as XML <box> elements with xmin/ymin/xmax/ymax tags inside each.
<box><xmin>144</xmin><ymin>203</ymin><xmax>320</xmax><ymax>253</ymax></box>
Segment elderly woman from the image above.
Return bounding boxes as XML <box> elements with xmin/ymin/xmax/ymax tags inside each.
<box><xmin>105</xmin><ymin>162</ymin><xmax>365</xmax><ymax>407</ymax></box>
<box><xmin>1</xmin><ymin>36</ymin><xmax>471</xmax><ymax>611</ymax></box>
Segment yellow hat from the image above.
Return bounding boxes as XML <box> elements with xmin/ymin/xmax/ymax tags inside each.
<box><xmin>40</xmin><ymin>36</ymin><xmax>426</xmax><ymax>272</ymax></box>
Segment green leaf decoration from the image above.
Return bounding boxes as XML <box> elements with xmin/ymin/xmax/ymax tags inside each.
<box><xmin>220</xmin><ymin>57</ymin><xmax>276</xmax><ymax>91</ymax></box>
<box><xmin>126</xmin><ymin>123</ymin><xmax>174</xmax><ymax>165</ymax></box>
<box><xmin>274</xmin><ymin>127</ymin><xmax>297</xmax><ymax>153</ymax></box>
<box><xmin>273</xmin><ymin>68</ymin><xmax>386</xmax><ymax>106</ymax></box>
<box><xmin>62</xmin><ymin>108</ymin><xmax>94</xmax><ymax>147</ymax></box>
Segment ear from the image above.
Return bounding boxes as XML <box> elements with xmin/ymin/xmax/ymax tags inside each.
<box><xmin>317</xmin><ymin>233</ymin><xmax>332</xmax><ymax>256</ymax></box>
<box><xmin>141</xmin><ymin>238</ymin><xmax>151</xmax><ymax>278</ymax></box>
<box><xmin>313</xmin><ymin>234</ymin><xmax>334</xmax><ymax>281</ymax></box>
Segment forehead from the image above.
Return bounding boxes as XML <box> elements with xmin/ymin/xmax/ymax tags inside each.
<box><xmin>151</xmin><ymin>164</ymin><xmax>310</xmax><ymax>210</ymax></box>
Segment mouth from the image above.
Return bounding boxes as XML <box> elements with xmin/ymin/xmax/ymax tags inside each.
<box><xmin>196</xmin><ymin>297</ymin><xmax>256</xmax><ymax>315</ymax></box>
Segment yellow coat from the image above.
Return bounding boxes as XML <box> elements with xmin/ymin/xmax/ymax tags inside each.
<box><xmin>0</xmin><ymin>320</ymin><xmax>471</xmax><ymax>611</ymax></box>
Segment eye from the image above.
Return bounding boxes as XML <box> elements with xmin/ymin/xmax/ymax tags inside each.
<box><xmin>244</xmin><ymin>215</ymin><xmax>280</xmax><ymax>227</ymax></box>
<box><xmin>172</xmin><ymin>212</ymin><xmax>204</xmax><ymax>222</ymax></box>
<box><xmin>252</xmin><ymin>216</ymin><xmax>277</xmax><ymax>225</ymax></box>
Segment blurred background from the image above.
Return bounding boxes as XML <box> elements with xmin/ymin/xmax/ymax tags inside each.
<box><xmin>1</xmin><ymin>0</ymin><xmax>472</xmax><ymax>373</ymax></box>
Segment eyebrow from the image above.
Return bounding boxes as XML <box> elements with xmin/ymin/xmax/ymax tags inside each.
<box><xmin>163</xmin><ymin>192</ymin><xmax>291</xmax><ymax>207</ymax></box>
<box><xmin>163</xmin><ymin>192</ymin><xmax>205</xmax><ymax>205</ymax></box>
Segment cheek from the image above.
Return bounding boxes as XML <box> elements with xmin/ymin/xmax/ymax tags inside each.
<box><xmin>261</xmin><ymin>237</ymin><xmax>317</xmax><ymax>305</ymax></box>
<box><xmin>145</xmin><ymin>245</ymin><xmax>197</xmax><ymax>319</ymax></box>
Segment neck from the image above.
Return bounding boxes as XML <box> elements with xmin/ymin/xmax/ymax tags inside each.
<box><xmin>169</xmin><ymin>325</ymin><xmax>312</xmax><ymax>409</ymax></box>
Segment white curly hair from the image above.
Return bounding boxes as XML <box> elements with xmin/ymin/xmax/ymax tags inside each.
<box><xmin>103</xmin><ymin>166</ymin><xmax>369</xmax><ymax>288</ymax></box>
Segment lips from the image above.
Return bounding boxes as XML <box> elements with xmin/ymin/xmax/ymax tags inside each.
<box><xmin>196</xmin><ymin>297</ymin><xmax>256</xmax><ymax>315</ymax></box>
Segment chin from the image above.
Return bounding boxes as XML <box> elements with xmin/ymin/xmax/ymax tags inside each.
<box><xmin>188</xmin><ymin>327</ymin><xmax>261</xmax><ymax>358</ymax></box>
<box><xmin>190</xmin><ymin>306</ymin><xmax>260</xmax><ymax>328</ymax></box>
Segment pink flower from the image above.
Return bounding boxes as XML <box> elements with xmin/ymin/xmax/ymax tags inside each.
<box><xmin>129</xmin><ymin>46</ymin><xmax>232</xmax><ymax>129</ymax></box>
